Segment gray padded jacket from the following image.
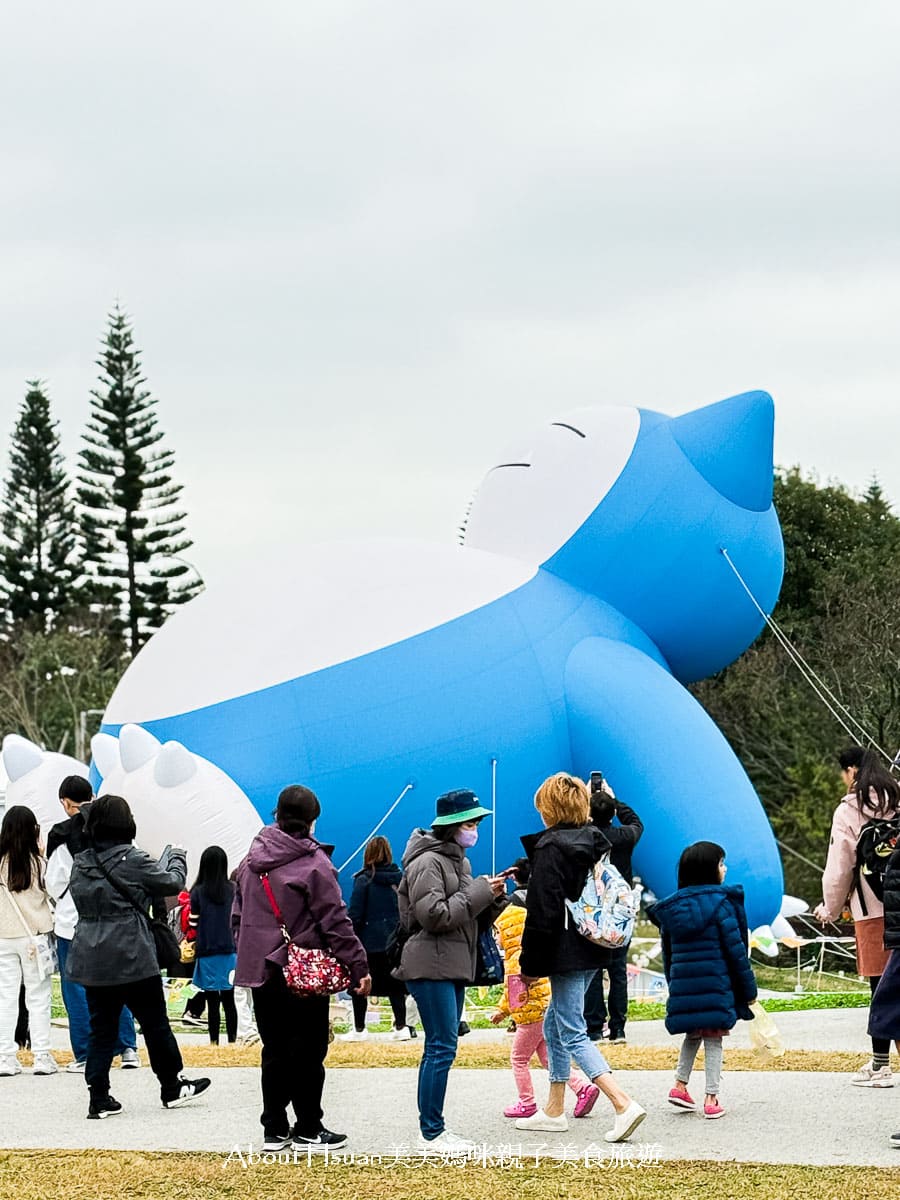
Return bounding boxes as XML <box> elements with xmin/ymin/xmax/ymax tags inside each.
<box><xmin>393</xmin><ymin>829</ymin><xmax>496</xmax><ymax>983</ymax></box>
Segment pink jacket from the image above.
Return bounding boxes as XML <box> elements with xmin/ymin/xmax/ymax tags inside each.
<box><xmin>820</xmin><ymin>792</ymin><xmax>897</xmax><ymax>923</ymax></box>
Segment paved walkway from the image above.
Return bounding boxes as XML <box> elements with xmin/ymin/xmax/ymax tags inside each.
<box><xmin>6</xmin><ymin>1010</ymin><xmax>899</xmax><ymax>1166</ymax></box>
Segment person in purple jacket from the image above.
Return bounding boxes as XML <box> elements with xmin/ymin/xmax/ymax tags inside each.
<box><xmin>233</xmin><ymin>785</ymin><xmax>371</xmax><ymax>1154</ymax></box>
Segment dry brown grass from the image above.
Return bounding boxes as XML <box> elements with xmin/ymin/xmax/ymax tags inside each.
<box><xmin>0</xmin><ymin>1150</ymin><xmax>897</xmax><ymax>1200</ymax></box>
<box><xmin>22</xmin><ymin>1043</ymin><xmax>867</xmax><ymax>1073</ymax></box>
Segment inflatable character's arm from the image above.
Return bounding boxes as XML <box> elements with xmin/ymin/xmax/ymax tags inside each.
<box><xmin>565</xmin><ymin>636</ymin><xmax>783</xmax><ymax>930</ymax></box>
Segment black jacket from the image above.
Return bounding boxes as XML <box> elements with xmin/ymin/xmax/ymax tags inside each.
<box><xmin>592</xmin><ymin>802</ymin><xmax>643</xmax><ymax>887</ymax></box>
<box><xmin>519</xmin><ymin>823</ymin><xmax>611</xmax><ymax>978</ymax></box>
<box><xmin>884</xmin><ymin>846</ymin><xmax>900</xmax><ymax>950</ymax></box>
<box><xmin>68</xmin><ymin>842</ymin><xmax>186</xmax><ymax>986</ymax></box>
<box><xmin>347</xmin><ymin>862</ymin><xmax>402</xmax><ymax>953</ymax></box>
<box><xmin>47</xmin><ymin>804</ymin><xmax>93</xmax><ymax>861</ymax></box>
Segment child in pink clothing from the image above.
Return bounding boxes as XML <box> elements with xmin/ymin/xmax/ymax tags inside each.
<box><xmin>492</xmin><ymin>859</ymin><xmax>599</xmax><ymax>1118</ymax></box>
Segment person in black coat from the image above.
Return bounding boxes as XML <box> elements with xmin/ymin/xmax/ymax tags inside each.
<box><xmin>342</xmin><ymin>837</ymin><xmax>409</xmax><ymax>1041</ymax></box>
<box><xmin>647</xmin><ymin>841</ymin><xmax>757</xmax><ymax>1120</ymax></box>
<box><xmin>868</xmin><ymin>843</ymin><xmax>900</xmax><ymax>1149</ymax></box>
<box><xmin>584</xmin><ymin>775</ymin><xmax>643</xmax><ymax>1043</ymax></box>
<box><xmin>516</xmin><ymin>772</ymin><xmax>646</xmax><ymax>1144</ymax></box>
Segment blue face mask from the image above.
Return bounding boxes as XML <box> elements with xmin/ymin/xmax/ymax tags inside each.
<box><xmin>455</xmin><ymin>828</ymin><xmax>478</xmax><ymax>849</ymax></box>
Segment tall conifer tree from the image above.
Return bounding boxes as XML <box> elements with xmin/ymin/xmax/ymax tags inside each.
<box><xmin>0</xmin><ymin>381</ymin><xmax>79</xmax><ymax>626</ymax></box>
<box><xmin>77</xmin><ymin>305</ymin><xmax>202</xmax><ymax>654</ymax></box>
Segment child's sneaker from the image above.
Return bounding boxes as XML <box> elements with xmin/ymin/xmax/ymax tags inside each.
<box><xmin>504</xmin><ymin>1099</ymin><xmax>538</xmax><ymax>1118</ymax></box>
<box><xmin>851</xmin><ymin>1060</ymin><xmax>894</xmax><ymax>1088</ymax></box>
<box><xmin>668</xmin><ymin>1085</ymin><xmax>696</xmax><ymax>1110</ymax></box>
<box><xmin>703</xmin><ymin>1100</ymin><xmax>725</xmax><ymax>1119</ymax></box>
<box><xmin>574</xmin><ymin>1083</ymin><xmax>600</xmax><ymax>1118</ymax></box>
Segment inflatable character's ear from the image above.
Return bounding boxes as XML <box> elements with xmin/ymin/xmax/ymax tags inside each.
<box><xmin>2</xmin><ymin>734</ymin><xmax>44</xmax><ymax>782</ymax></box>
<box><xmin>670</xmin><ymin>391</ymin><xmax>774</xmax><ymax>512</ymax></box>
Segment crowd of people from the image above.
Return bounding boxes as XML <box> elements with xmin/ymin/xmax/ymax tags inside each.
<box><xmin>0</xmin><ymin>748</ymin><xmax>898</xmax><ymax>1154</ymax></box>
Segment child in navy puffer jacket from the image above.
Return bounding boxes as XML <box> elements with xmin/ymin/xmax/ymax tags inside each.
<box><xmin>647</xmin><ymin>841</ymin><xmax>757</xmax><ymax>1120</ymax></box>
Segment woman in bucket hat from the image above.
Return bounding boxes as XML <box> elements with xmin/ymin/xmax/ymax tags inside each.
<box><xmin>393</xmin><ymin>789</ymin><xmax>509</xmax><ymax>1153</ymax></box>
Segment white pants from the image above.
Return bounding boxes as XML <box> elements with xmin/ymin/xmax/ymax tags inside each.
<box><xmin>0</xmin><ymin>936</ymin><xmax>52</xmax><ymax>1058</ymax></box>
<box><xmin>234</xmin><ymin>985</ymin><xmax>257</xmax><ymax>1039</ymax></box>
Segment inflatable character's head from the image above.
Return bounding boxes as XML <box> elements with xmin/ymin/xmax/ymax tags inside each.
<box><xmin>463</xmin><ymin>390</ymin><xmax>783</xmax><ymax>682</ymax></box>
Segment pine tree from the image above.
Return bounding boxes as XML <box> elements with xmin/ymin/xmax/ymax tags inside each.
<box><xmin>77</xmin><ymin>305</ymin><xmax>202</xmax><ymax>655</ymax></box>
<box><xmin>0</xmin><ymin>380</ymin><xmax>79</xmax><ymax>627</ymax></box>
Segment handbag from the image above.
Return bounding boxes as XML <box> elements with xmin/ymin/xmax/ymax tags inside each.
<box><xmin>3</xmin><ymin>884</ymin><xmax>57</xmax><ymax>982</ymax></box>
<box><xmin>473</xmin><ymin>926</ymin><xmax>504</xmax><ymax>986</ymax></box>
<box><xmin>180</xmin><ymin>938</ymin><xmax>196</xmax><ymax>965</ymax></box>
<box><xmin>91</xmin><ymin>852</ymin><xmax>183</xmax><ymax>972</ymax></box>
<box><xmin>259</xmin><ymin>873</ymin><xmax>351</xmax><ymax>997</ymax></box>
<box><xmin>384</xmin><ymin>921</ymin><xmax>412</xmax><ymax>973</ymax></box>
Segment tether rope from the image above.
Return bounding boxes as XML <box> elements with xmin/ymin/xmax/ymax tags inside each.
<box><xmin>336</xmin><ymin>782</ymin><xmax>415</xmax><ymax>873</ymax></box>
<box><xmin>720</xmin><ymin>548</ymin><xmax>896</xmax><ymax>766</ymax></box>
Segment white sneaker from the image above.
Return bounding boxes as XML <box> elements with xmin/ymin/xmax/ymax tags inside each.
<box><xmin>0</xmin><ymin>1057</ymin><xmax>23</xmax><ymax>1077</ymax></box>
<box><xmin>66</xmin><ymin>1060</ymin><xmax>86</xmax><ymax>1074</ymax></box>
<box><xmin>417</xmin><ymin>1130</ymin><xmax>476</xmax><ymax>1155</ymax></box>
<box><xmin>390</xmin><ymin>1026</ymin><xmax>412</xmax><ymax>1041</ymax></box>
<box><xmin>120</xmin><ymin>1048</ymin><xmax>141</xmax><ymax>1069</ymax></box>
<box><xmin>338</xmin><ymin>1029</ymin><xmax>368</xmax><ymax>1042</ymax></box>
<box><xmin>237</xmin><ymin>1031</ymin><xmax>261</xmax><ymax>1047</ymax></box>
<box><xmin>851</xmin><ymin>1061</ymin><xmax>894</xmax><ymax>1088</ymax></box>
<box><xmin>32</xmin><ymin>1054</ymin><xmax>59</xmax><ymax>1076</ymax></box>
<box><xmin>515</xmin><ymin>1108</ymin><xmax>569</xmax><ymax>1133</ymax></box>
<box><xmin>604</xmin><ymin>1100</ymin><xmax>646</xmax><ymax>1143</ymax></box>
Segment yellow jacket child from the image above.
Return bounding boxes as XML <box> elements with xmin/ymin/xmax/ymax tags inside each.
<box><xmin>494</xmin><ymin>897</ymin><xmax>550</xmax><ymax>1025</ymax></box>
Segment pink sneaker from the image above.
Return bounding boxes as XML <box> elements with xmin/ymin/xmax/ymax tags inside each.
<box><xmin>703</xmin><ymin>1100</ymin><xmax>725</xmax><ymax>1119</ymax></box>
<box><xmin>504</xmin><ymin>1100</ymin><xmax>538</xmax><ymax>1118</ymax></box>
<box><xmin>574</xmin><ymin>1083</ymin><xmax>600</xmax><ymax>1118</ymax></box>
<box><xmin>668</xmin><ymin>1085</ymin><xmax>696</xmax><ymax>1110</ymax></box>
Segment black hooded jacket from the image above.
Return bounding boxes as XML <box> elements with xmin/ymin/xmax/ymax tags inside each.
<box><xmin>347</xmin><ymin>862</ymin><xmax>403</xmax><ymax>953</ymax></box>
<box><xmin>519</xmin><ymin>823</ymin><xmax>611</xmax><ymax>977</ymax></box>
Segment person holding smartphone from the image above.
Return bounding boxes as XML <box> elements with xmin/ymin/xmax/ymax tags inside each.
<box><xmin>393</xmin><ymin>789</ymin><xmax>508</xmax><ymax>1153</ymax></box>
<box><xmin>584</xmin><ymin>772</ymin><xmax>643</xmax><ymax>1044</ymax></box>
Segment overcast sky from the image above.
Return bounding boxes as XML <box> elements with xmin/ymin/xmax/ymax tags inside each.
<box><xmin>2</xmin><ymin>2</ymin><xmax>899</xmax><ymax>587</ymax></box>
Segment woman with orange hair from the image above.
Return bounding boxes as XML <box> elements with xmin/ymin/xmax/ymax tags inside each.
<box><xmin>517</xmin><ymin>773</ymin><xmax>645</xmax><ymax>1144</ymax></box>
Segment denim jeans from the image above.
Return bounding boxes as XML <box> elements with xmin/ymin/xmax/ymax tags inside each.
<box><xmin>57</xmin><ymin>935</ymin><xmax>136</xmax><ymax>1062</ymax></box>
<box><xmin>406</xmin><ymin>979</ymin><xmax>466</xmax><ymax>1139</ymax></box>
<box><xmin>544</xmin><ymin>969</ymin><xmax>611</xmax><ymax>1084</ymax></box>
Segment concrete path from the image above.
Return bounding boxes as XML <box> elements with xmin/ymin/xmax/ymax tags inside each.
<box><xmin>8</xmin><ymin>1009</ymin><xmax>895</xmax><ymax>1167</ymax></box>
<box><xmin>3</xmin><ymin>1062</ymin><xmax>899</xmax><ymax>1166</ymax></box>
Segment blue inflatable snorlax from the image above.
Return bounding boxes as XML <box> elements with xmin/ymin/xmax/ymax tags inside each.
<box><xmin>92</xmin><ymin>390</ymin><xmax>784</xmax><ymax>926</ymax></box>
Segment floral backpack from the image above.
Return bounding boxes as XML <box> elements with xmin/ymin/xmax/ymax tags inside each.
<box><xmin>565</xmin><ymin>858</ymin><xmax>637</xmax><ymax>949</ymax></box>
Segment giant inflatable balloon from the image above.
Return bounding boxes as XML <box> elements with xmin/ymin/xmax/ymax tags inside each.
<box><xmin>91</xmin><ymin>391</ymin><xmax>785</xmax><ymax>925</ymax></box>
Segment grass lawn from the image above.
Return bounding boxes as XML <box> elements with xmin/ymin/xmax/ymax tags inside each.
<box><xmin>0</xmin><ymin>1151</ymin><xmax>897</xmax><ymax>1200</ymax></box>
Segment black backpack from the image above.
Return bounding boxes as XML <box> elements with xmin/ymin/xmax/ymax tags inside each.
<box><xmin>854</xmin><ymin>816</ymin><xmax>900</xmax><ymax>915</ymax></box>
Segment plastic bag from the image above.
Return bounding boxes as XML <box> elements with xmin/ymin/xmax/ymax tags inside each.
<box><xmin>747</xmin><ymin>1000</ymin><xmax>784</xmax><ymax>1061</ymax></box>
